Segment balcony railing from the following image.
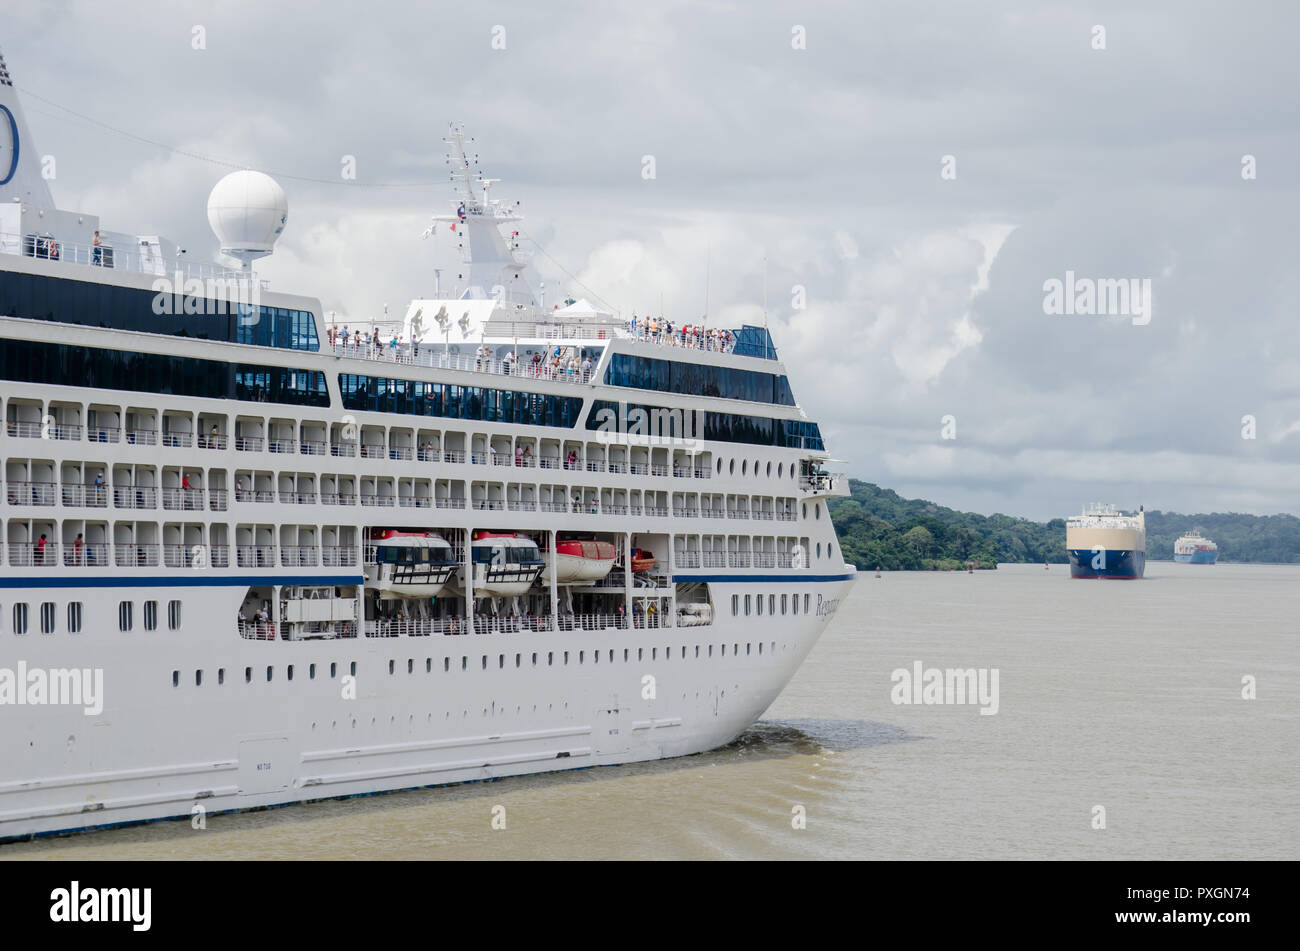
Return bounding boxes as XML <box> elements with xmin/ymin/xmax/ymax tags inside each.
<box><xmin>5</xmin><ymin>421</ymin><xmax>42</xmax><ymax>438</ymax></box>
<box><xmin>267</xmin><ymin>438</ymin><xmax>297</xmax><ymax>454</ymax></box>
<box><xmin>63</xmin><ymin>543</ymin><xmax>109</xmax><ymax>567</ymax></box>
<box><xmin>114</xmin><ymin>544</ymin><xmax>160</xmax><ymax>567</ymax></box>
<box><xmin>398</xmin><ymin>496</ymin><xmax>433</xmax><ymax>509</ymax></box>
<box><xmin>162</xmin><ymin>487</ymin><xmax>206</xmax><ymax>511</ymax></box>
<box><xmin>8</xmin><ymin>542</ymin><xmax>59</xmax><ymax>566</ymax></box>
<box><xmin>299</xmin><ymin>439</ymin><xmax>328</xmax><ymax>456</ymax></box>
<box><xmin>113</xmin><ymin>485</ymin><xmax>157</xmax><ymax>509</ymax></box>
<box><xmin>235</xmin><ymin>435</ymin><xmax>264</xmax><ymax>452</ymax></box>
<box><xmin>281</xmin><ymin>546</ymin><xmax>320</xmax><ymax>567</ymax></box>
<box><xmin>330</xmin><ymin>442</ymin><xmax>357</xmax><ymax>457</ymax></box>
<box><xmin>87</xmin><ymin>428</ymin><xmax>121</xmax><ymax>444</ymax></box>
<box><xmin>236</xmin><ymin>545</ymin><xmax>277</xmax><ymax>568</ymax></box>
<box><xmin>321</xmin><ymin>546</ymin><xmax>358</xmax><ymax>566</ymax></box>
<box><xmin>5</xmin><ymin>481</ymin><xmax>57</xmax><ymax>506</ymax></box>
<box><xmin>702</xmin><ymin>552</ymin><xmax>727</xmax><ymax>567</ymax></box>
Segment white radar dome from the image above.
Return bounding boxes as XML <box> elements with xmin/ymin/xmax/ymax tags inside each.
<box><xmin>206</xmin><ymin>170</ymin><xmax>288</xmax><ymax>264</ymax></box>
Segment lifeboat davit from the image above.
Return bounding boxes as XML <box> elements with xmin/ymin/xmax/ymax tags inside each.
<box><xmin>629</xmin><ymin>548</ymin><xmax>657</xmax><ymax>573</ymax></box>
<box><xmin>469</xmin><ymin>531</ymin><xmax>544</xmax><ymax>596</ymax></box>
<box><xmin>542</xmin><ymin>538</ymin><xmax>617</xmax><ymax>584</ymax></box>
<box><xmin>367</xmin><ymin>531</ymin><xmax>458</xmax><ymax>599</ymax></box>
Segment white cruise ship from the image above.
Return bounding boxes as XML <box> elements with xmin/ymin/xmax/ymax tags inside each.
<box><xmin>0</xmin><ymin>56</ymin><xmax>854</xmax><ymax>839</ymax></box>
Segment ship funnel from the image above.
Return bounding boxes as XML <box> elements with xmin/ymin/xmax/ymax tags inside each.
<box><xmin>0</xmin><ymin>47</ymin><xmax>57</xmax><ymax>209</ymax></box>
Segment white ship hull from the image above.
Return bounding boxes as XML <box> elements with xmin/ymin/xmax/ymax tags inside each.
<box><xmin>0</xmin><ymin>576</ymin><xmax>851</xmax><ymax>839</ymax></box>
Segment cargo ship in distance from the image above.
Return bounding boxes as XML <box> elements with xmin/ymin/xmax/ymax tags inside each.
<box><xmin>1065</xmin><ymin>503</ymin><xmax>1146</xmax><ymax>579</ymax></box>
<box><xmin>1173</xmin><ymin>531</ymin><xmax>1218</xmax><ymax>564</ymax></box>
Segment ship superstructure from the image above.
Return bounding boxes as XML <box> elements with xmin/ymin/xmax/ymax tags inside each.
<box><xmin>1173</xmin><ymin>531</ymin><xmax>1218</xmax><ymax>564</ymax></box>
<box><xmin>1065</xmin><ymin>503</ymin><xmax>1146</xmax><ymax>579</ymax></box>
<box><xmin>0</xmin><ymin>68</ymin><xmax>854</xmax><ymax>838</ymax></box>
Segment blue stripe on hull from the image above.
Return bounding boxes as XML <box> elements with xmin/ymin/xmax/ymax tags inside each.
<box><xmin>1173</xmin><ymin>551</ymin><xmax>1218</xmax><ymax>564</ymax></box>
<box><xmin>1067</xmin><ymin>549</ymin><xmax>1146</xmax><ymax>579</ymax></box>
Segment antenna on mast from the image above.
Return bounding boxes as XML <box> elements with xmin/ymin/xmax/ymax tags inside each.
<box><xmin>703</xmin><ymin>247</ymin><xmax>711</xmax><ymax>330</ymax></box>
<box><xmin>762</xmin><ymin>255</ymin><xmax>768</xmax><ymax>331</ymax></box>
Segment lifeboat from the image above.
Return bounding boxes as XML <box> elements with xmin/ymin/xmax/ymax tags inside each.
<box><xmin>469</xmin><ymin>531</ymin><xmax>544</xmax><ymax>596</ymax></box>
<box><xmin>629</xmin><ymin>548</ymin><xmax>657</xmax><ymax>573</ymax></box>
<box><xmin>367</xmin><ymin>531</ymin><xmax>458</xmax><ymax>599</ymax></box>
<box><xmin>542</xmin><ymin>538</ymin><xmax>617</xmax><ymax>584</ymax></box>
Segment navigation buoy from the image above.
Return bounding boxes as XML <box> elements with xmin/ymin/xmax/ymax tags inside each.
<box><xmin>875</xmin><ymin>566</ymin><xmax>881</xmax><ymax>578</ymax></box>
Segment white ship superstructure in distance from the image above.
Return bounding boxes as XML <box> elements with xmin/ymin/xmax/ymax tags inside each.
<box><xmin>0</xmin><ymin>61</ymin><xmax>853</xmax><ymax>839</ymax></box>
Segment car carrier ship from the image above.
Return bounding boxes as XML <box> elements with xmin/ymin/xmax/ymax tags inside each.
<box><xmin>0</xmin><ymin>51</ymin><xmax>854</xmax><ymax>839</ymax></box>
<box><xmin>1065</xmin><ymin>503</ymin><xmax>1146</xmax><ymax>579</ymax></box>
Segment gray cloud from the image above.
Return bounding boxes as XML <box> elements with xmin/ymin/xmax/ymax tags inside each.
<box><xmin>6</xmin><ymin>1</ymin><xmax>1299</xmax><ymax>519</ymax></box>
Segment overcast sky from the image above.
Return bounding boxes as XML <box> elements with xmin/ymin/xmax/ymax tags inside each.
<box><xmin>7</xmin><ymin>1</ymin><xmax>1300</xmax><ymax>520</ymax></box>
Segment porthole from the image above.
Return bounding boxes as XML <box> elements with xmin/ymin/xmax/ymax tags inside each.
<box><xmin>195</xmin><ymin>669</ymin><xmax>203</xmax><ymax>686</ymax></box>
<box><xmin>817</xmin><ymin>543</ymin><xmax>822</xmax><ymax>559</ymax></box>
<box><xmin>801</xmin><ymin>503</ymin><xmax>807</xmax><ymax>519</ymax></box>
<box><xmin>778</xmin><ymin>463</ymin><xmax>783</xmax><ymax>478</ymax></box>
<box><xmin>330</xmin><ymin>662</ymin><xmax>337</xmax><ymax>678</ymax></box>
<box><xmin>757</xmin><ymin>596</ymin><xmax>763</xmax><ymax>616</ymax></box>
<box><xmin>742</xmin><ymin>460</ymin><xmax>748</xmax><ymax>476</ymax></box>
<box><xmin>310</xmin><ymin>663</ymin><xmax>317</xmax><ymax>679</ymax></box>
<box><xmin>815</xmin><ymin>503</ymin><xmax>821</xmax><ymax>520</ymax></box>
<box><xmin>717</xmin><ymin>458</ymin><xmax>723</xmax><ymax>474</ymax></box>
<box><xmin>172</xmin><ymin>670</ymin><xmax>179</xmax><ymax>688</ymax></box>
<box><xmin>729</xmin><ymin>459</ymin><xmax>735</xmax><ymax>475</ymax></box>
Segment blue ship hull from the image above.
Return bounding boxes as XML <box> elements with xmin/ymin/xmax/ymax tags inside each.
<box><xmin>1174</xmin><ymin>550</ymin><xmax>1218</xmax><ymax>564</ymax></box>
<box><xmin>1067</xmin><ymin>548</ymin><xmax>1146</xmax><ymax>579</ymax></box>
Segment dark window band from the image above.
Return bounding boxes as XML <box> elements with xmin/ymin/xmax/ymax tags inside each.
<box><xmin>0</xmin><ymin>339</ymin><xmax>329</xmax><ymax>407</ymax></box>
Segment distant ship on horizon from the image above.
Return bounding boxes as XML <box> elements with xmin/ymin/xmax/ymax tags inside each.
<box><xmin>1173</xmin><ymin>531</ymin><xmax>1219</xmax><ymax>564</ymax></box>
<box><xmin>1065</xmin><ymin>503</ymin><xmax>1146</xmax><ymax>579</ymax></box>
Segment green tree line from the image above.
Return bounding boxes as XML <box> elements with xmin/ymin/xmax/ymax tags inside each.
<box><xmin>828</xmin><ymin>480</ymin><xmax>1300</xmax><ymax>569</ymax></box>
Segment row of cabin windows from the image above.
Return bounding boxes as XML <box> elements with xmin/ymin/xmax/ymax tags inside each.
<box><xmin>603</xmin><ymin>353</ymin><xmax>796</xmax><ymax>406</ymax></box>
<box><xmin>585</xmin><ymin>399</ymin><xmax>824</xmax><ymax>450</ymax></box>
<box><xmin>117</xmin><ymin>600</ymin><xmax>182</xmax><ymax>631</ymax></box>
<box><xmin>8</xmin><ymin>601</ymin><xmax>83</xmax><ymax>634</ymax></box>
<box><xmin>732</xmin><ymin>592</ymin><xmax>813</xmax><ymax>617</ymax></box>
<box><xmin>174</xmin><ymin>660</ymin><xmax>358</xmax><ymax>688</ymax></box>
<box><xmin>339</xmin><ymin>374</ymin><xmax>585</xmax><ymax>429</ymax></box>
<box><xmin>0</xmin><ymin>339</ymin><xmax>329</xmax><ymax>408</ymax></box>
<box><xmin>172</xmin><ymin>644</ymin><xmax>781</xmax><ymax>687</ymax></box>
<box><xmin>0</xmin><ymin>270</ymin><xmax>319</xmax><ymax>352</ymax></box>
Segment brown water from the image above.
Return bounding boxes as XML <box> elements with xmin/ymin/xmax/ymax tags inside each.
<box><xmin>5</xmin><ymin>562</ymin><xmax>1296</xmax><ymax>860</ymax></box>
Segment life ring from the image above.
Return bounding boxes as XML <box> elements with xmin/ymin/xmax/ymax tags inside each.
<box><xmin>47</xmin><ymin>240</ymin><xmax>60</xmax><ymax>259</ymax></box>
